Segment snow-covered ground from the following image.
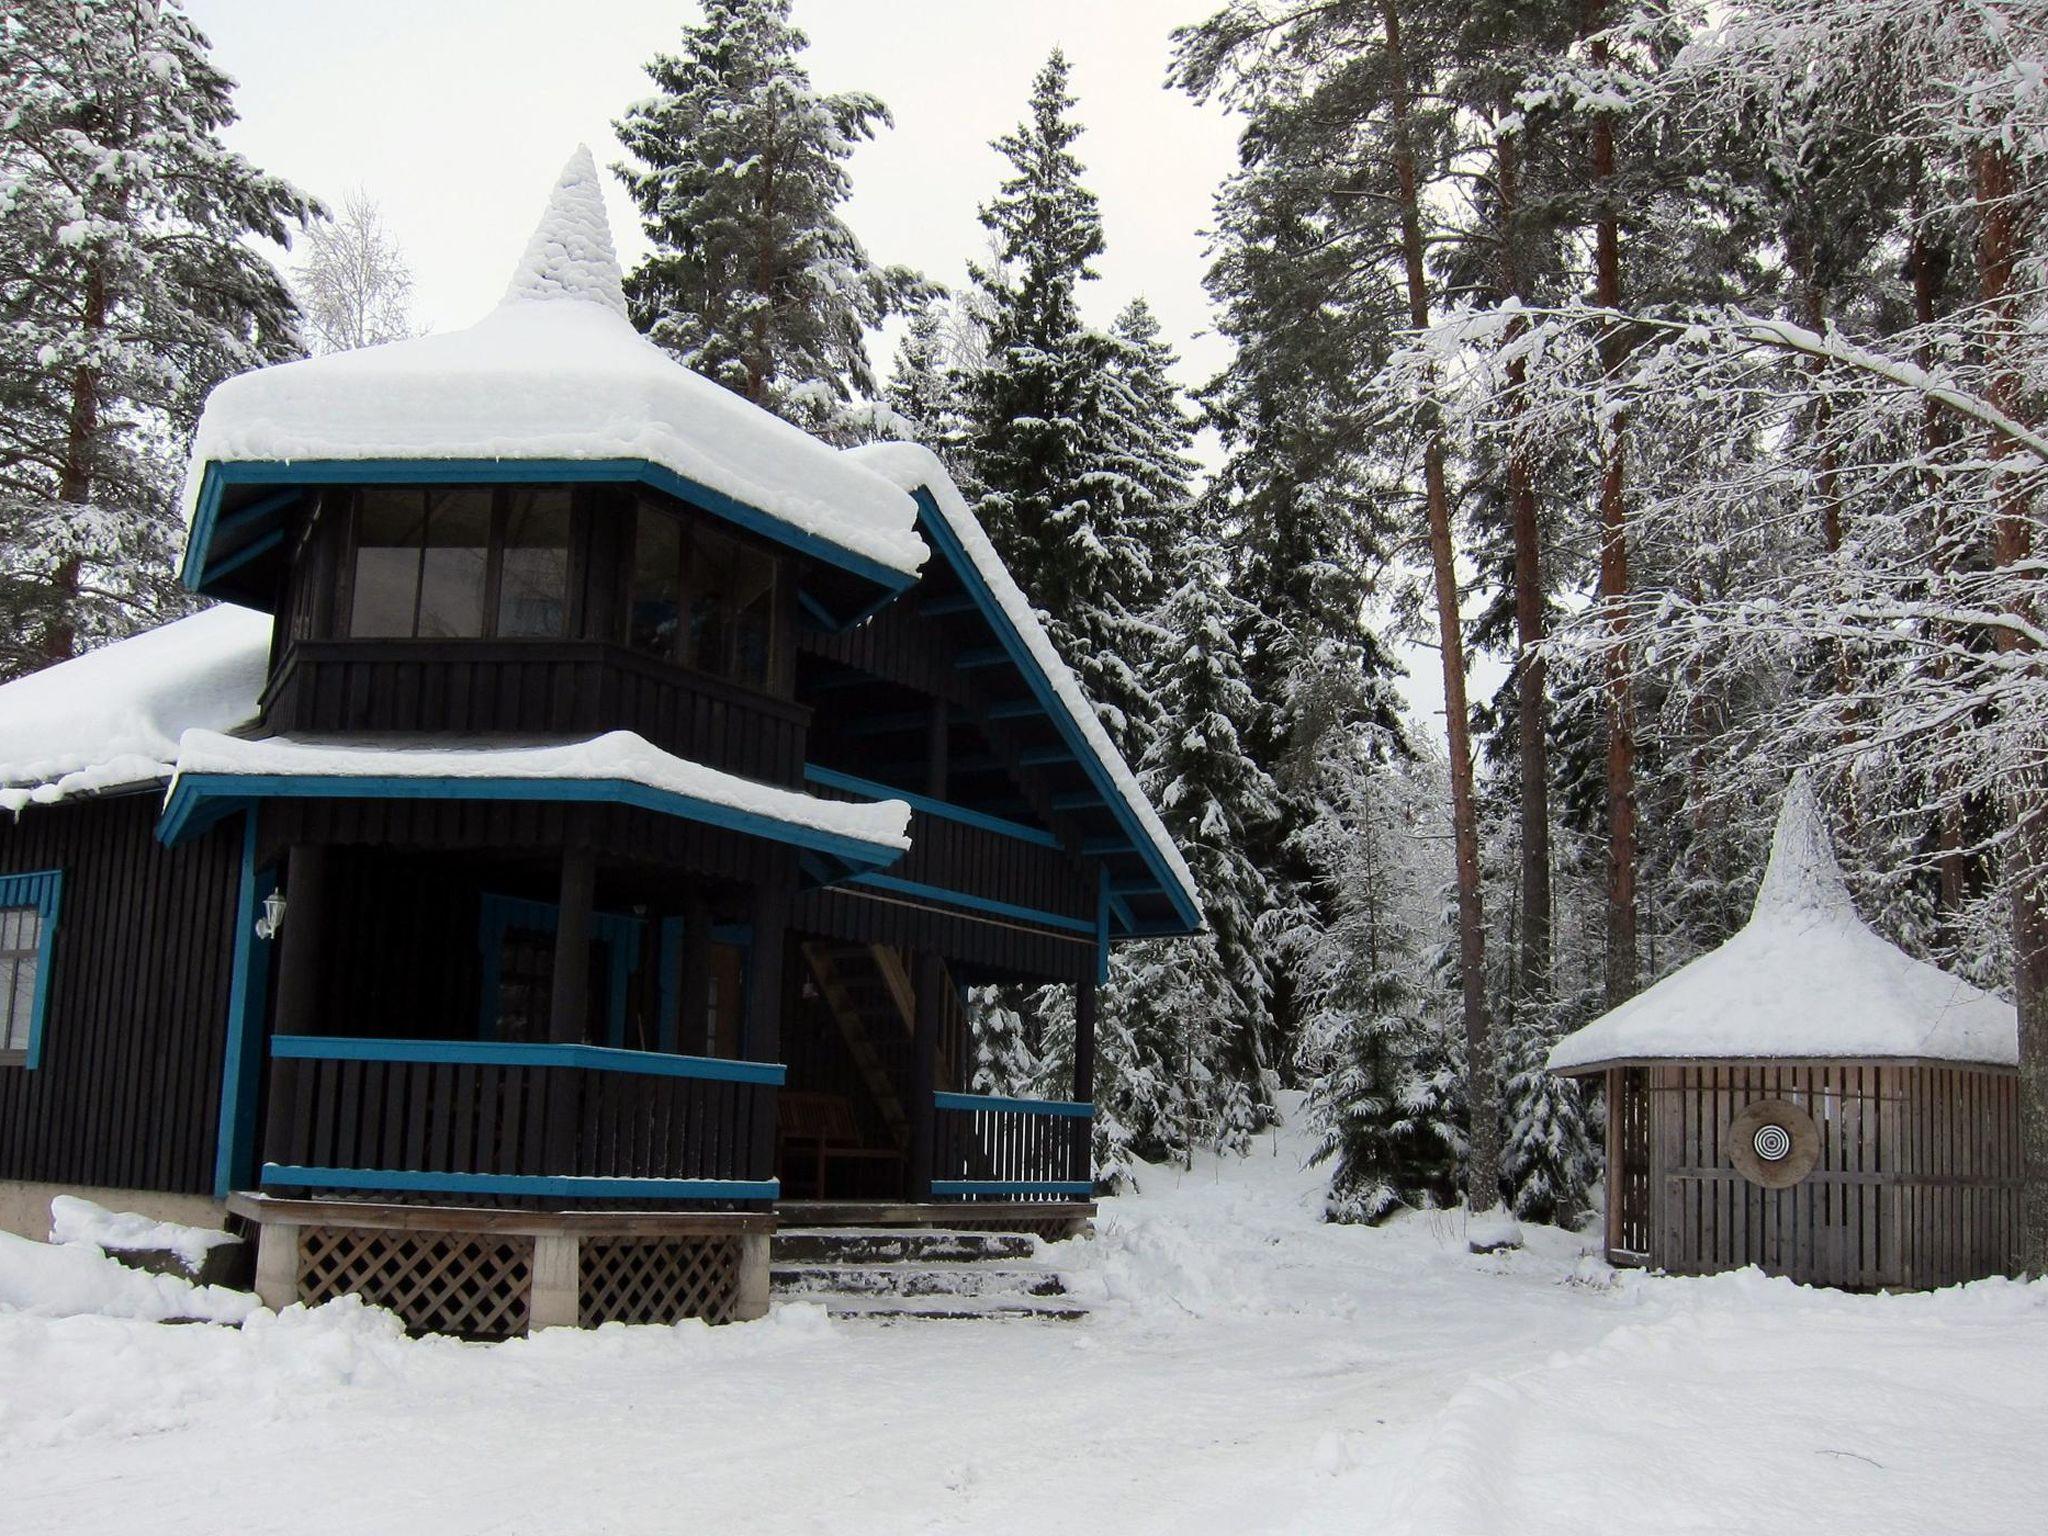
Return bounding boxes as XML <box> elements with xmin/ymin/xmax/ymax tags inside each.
<box><xmin>4</xmin><ymin>1106</ymin><xmax>2043</xmax><ymax>1535</ymax></box>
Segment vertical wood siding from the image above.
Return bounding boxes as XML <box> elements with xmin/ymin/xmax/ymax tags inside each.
<box><xmin>1635</xmin><ymin>1061</ymin><xmax>2022</xmax><ymax>1289</ymax></box>
<box><xmin>0</xmin><ymin>794</ymin><xmax>242</xmax><ymax>1195</ymax></box>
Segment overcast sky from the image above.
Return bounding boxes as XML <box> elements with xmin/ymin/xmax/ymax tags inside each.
<box><xmin>184</xmin><ymin>0</ymin><xmax>1240</xmax><ymax>391</ymax></box>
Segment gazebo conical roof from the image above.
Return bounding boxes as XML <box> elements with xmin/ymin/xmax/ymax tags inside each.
<box><xmin>1548</xmin><ymin>774</ymin><xmax>2016</xmax><ymax>1072</ymax></box>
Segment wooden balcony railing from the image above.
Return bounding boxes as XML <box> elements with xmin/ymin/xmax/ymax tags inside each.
<box><xmin>929</xmin><ymin>1090</ymin><xmax>1093</xmax><ymax>1198</ymax></box>
<box><xmin>260</xmin><ymin>1037</ymin><xmax>783</xmax><ymax>1205</ymax></box>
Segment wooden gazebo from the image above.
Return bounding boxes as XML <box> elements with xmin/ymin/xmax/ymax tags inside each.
<box><xmin>1550</xmin><ymin>776</ymin><xmax>2022</xmax><ymax>1290</ymax></box>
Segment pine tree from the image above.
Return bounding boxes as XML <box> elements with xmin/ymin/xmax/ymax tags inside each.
<box><xmin>0</xmin><ymin>0</ymin><xmax>313</xmax><ymax>678</ymax></box>
<box><xmin>613</xmin><ymin>0</ymin><xmax>927</xmax><ymax>430</ymax></box>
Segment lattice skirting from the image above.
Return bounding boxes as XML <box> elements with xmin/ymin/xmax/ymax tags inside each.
<box><xmin>298</xmin><ymin>1225</ymin><xmax>535</xmax><ymax>1338</ymax></box>
<box><xmin>580</xmin><ymin>1235</ymin><xmax>744</xmax><ymax>1326</ymax></box>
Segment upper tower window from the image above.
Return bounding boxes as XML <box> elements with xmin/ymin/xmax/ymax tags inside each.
<box><xmin>346</xmin><ymin>488</ymin><xmax>571</xmax><ymax>639</ymax></box>
<box><xmin>628</xmin><ymin>498</ymin><xmax>781</xmax><ymax>691</ymax></box>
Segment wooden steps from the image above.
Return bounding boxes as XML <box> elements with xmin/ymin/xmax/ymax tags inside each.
<box><xmin>769</xmin><ymin>1226</ymin><xmax>1086</xmax><ymax>1322</ymax></box>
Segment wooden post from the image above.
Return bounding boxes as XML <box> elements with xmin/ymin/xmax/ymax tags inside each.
<box><xmin>550</xmin><ymin>844</ymin><xmax>596</xmax><ymax>1045</ymax></box>
<box><xmin>1074</xmin><ymin>973</ymin><xmax>1097</xmax><ymax>1187</ymax></box>
<box><xmin>680</xmin><ymin>890</ymin><xmax>711</xmax><ymax>1056</ymax></box>
<box><xmin>746</xmin><ymin>884</ymin><xmax>788</xmax><ymax>1191</ymax></box>
<box><xmin>273</xmin><ymin>843</ymin><xmax>330</xmax><ymax>1037</ymax></box>
<box><xmin>911</xmin><ymin>952</ymin><xmax>943</xmax><ymax>1200</ymax></box>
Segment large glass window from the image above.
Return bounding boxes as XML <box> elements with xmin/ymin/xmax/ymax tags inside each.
<box><xmin>627</xmin><ymin>498</ymin><xmax>781</xmax><ymax>690</ymax></box>
<box><xmin>498</xmin><ymin>490</ymin><xmax>572</xmax><ymax>637</ymax></box>
<box><xmin>347</xmin><ymin>488</ymin><xmax>571</xmax><ymax>640</ymax></box>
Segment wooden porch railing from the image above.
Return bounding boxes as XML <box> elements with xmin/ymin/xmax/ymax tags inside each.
<box><xmin>260</xmin><ymin>1037</ymin><xmax>783</xmax><ymax>1205</ymax></box>
<box><xmin>929</xmin><ymin>1090</ymin><xmax>1094</xmax><ymax>1198</ymax></box>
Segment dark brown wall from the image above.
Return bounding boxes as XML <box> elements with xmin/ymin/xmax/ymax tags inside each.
<box><xmin>0</xmin><ymin>793</ymin><xmax>242</xmax><ymax>1195</ymax></box>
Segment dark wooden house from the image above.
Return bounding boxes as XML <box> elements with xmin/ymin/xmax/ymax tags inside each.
<box><xmin>0</xmin><ymin>150</ymin><xmax>1199</xmax><ymax>1334</ymax></box>
<box><xmin>1549</xmin><ymin>777</ymin><xmax>2021</xmax><ymax>1290</ymax></box>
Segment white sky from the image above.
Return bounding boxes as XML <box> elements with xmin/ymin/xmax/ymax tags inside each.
<box><xmin>184</xmin><ymin>0</ymin><xmax>1239</xmax><ymax>389</ymax></box>
<box><xmin>183</xmin><ymin>0</ymin><xmax>1472</xmax><ymax>735</ymax></box>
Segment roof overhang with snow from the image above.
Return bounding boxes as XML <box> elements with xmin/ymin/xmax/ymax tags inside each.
<box><xmin>1548</xmin><ymin>777</ymin><xmax>2017</xmax><ymax>1075</ymax></box>
<box><xmin>846</xmin><ymin>444</ymin><xmax>1203</xmax><ymax>940</ymax></box>
<box><xmin>157</xmin><ymin>729</ymin><xmax>912</xmax><ymax>883</ymax></box>
<box><xmin>177</xmin><ymin>147</ymin><xmax>928</xmax><ymax>627</ymax></box>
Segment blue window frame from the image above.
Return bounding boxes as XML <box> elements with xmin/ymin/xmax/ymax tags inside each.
<box><xmin>0</xmin><ymin>869</ymin><xmax>63</xmax><ymax>1069</ymax></box>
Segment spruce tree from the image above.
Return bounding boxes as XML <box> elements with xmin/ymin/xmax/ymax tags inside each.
<box><xmin>0</xmin><ymin>0</ymin><xmax>313</xmax><ymax>677</ymax></box>
<box><xmin>613</xmin><ymin>0</ymin><xmax>927</xmax><ymax>430</ymax></box>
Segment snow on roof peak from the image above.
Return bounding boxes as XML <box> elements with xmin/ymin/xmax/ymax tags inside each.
<box><xmin>500</xmin><ymin>146</ymin><xmax>628</xmax><ymax>319</ymax></box>
<box><xmin>1751</xmin><ymin>769</ymin><xmax>1855</xmax><ymax>925</ymax></box>
<box><xmin>1547</xmin><ymin>774</ymin><xmax>2016</xmax><ymax>1071</ymax></box>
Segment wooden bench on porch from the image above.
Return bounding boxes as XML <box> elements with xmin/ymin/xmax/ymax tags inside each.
<box><xmin>778</xmin><ymin>1091</ymin><xmax>901</xmax><ymax>1199</ymax></box>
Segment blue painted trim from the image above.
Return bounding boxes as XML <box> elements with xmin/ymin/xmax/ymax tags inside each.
<box><xmin>1051</xmin><ymin>790</ymin><xmax>1105</xmax><ymax>811</ymax></box>
<box><xmin>918</xmin><ymin>592</ymin><xmax>978</xmax><ymax>617</ymax></box>
<box><xmin>912</xmin><ymin>488</ymin><xmax>1202</xmax><ymax>935</ymax></box>
<box><xmin>985</xmin><ymin>699</ymin><xmax>1047</xmax><ymax>720</ymax></box>
<box><xmin>0</xmin><ymin>868</ymin><xmax>63</xmax><ymax>1071</ymax></box>
<box><xmin>214</xmin><ymin>486</ymin><xmax>303</xmax><ymax>539</ymax></box>
<box><xmin>796</xmin><ymin>588</ymin><xmax>838</xmax><ymax>629</ymax></box>
<box><xmin>934</xmin><ymin>1090</ymin><xmax>1093</xmax><ymax>1119</ymax></box>
<box><xmin>268</xmin><ymin>1034</ymin><xmax>787</xmax><ymax>1085</ymax></box>
<box><xmin>954</xmin><ymin>646</ymin><xmax>1009</xmax><ymax>670</ymax></box>
<box><xmin>184</xmin><ymin>458</ymin><xmax>916</xmax><ymax>602</ymax></box>
<box><xmin>157</xmin><ymin>771</ymin><xmax>906</xmax><ymax>874</ymax></box>
<box><xmin>198</xmin><ymin>526</ymin><xmax>285</xmax><ymax>589</ymax></box>
<box><xmin>1018</xmin><ymin>747</ymin><xmax>1076</xmax><ymax>767</ymax></box>
<box><xmin>803</xmin><ymin>764</ymin><xmax>1061</xmax><ymax>850</ymax></box>
<box><xmin>213</xmin><ymin>819</ymin><xmax>275</xmax><ymax>1194</ymax></box>
<box><xmin>847</xmin><ymin>872</ymin><xmax>1097</xmax><ymax>936</ymax></box>
<box><xmin>930</xmin><ymin>1180</ymin><xmax>1095</xmax><ymax>1197</ymax></box>
<box><xmin>261</xmin><ymin>1165</ymin><xmax>779</xmax><ymax>1201</ymax></box>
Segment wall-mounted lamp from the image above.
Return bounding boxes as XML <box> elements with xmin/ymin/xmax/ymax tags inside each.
<box><xmin>255</xmin><ymin>890</ymin><xmax>287</xmax><ymax>941</ymax></box>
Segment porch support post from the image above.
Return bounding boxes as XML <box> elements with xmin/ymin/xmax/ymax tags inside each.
<box><xmin>529</xmin><ymin>1231</ymin><xmax>580</xmax><ymax>1331</ymax></box>
<box><xmin>273</xmin><ymin>843</ymin><xmax>329</xmax><ymax>1037</ymax></box>
<box><xmin>746</xmin><ymin>883</ymin><xmax>789</xmax><ymax>1191</ymax></box>
<box><xmin>1074</xmin><ymin>973</ymin><xmax>1097</xmax><ymax>1105</ymax></box>
<box><xmin>550</xmin><ymin>843</ymin><xmax>596</xmax><ymax>1045</ymax></box>
<box><xmin>680</xmin><ymin>890</ymin><xmax>711</xmax><ymax>1055</ymax></box>
<box><xmin>253</xmin><ymin>1218</ymin><xmax>300</xmax><ymax>1312</ymax></box>
<box><xmin>911</xmin><ymin>953</ymin><xmax>943</xmax><ymax>1199</ymax></box>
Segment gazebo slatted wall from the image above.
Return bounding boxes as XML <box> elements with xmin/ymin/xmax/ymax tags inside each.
<box><xmin>1608</xmin><ymin>1062</ymin><xmax>2021</xmax><ymax>1290</ymax></box>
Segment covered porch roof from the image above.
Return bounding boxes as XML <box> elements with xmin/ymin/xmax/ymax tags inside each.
<box><xmin>156</xmin><ymin>727</ymin><xmax>911</xmax><ymax>881</ymax></box>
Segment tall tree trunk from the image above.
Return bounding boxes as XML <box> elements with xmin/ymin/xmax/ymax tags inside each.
<box><xmin>1911</xmin><ymin>214</ymin><xmax>1968</xmax><ymax>931</ymax></box>
<box><xmin>1975</xmin><ymin>143</ymin><xmax>2048</xmax><ymax>1272</ymax></box>
<box><xmin>1588</xmin><ymin>15</ymin><xmax>1638</xmax><ymax>1010</ymax></box>
<box><xmin>1498</xmin><ymin>122</ymin><xmax>1552</xmax><ymax>1009</ymax></box>
<box><xmin>1380</xmin><ymin>0</ymin><xmax>1502</xmax><ymax>1220</ymax></box>
<box><xmin>45</xmin><ymin>254</ymin><xmax>108</xmax><ymax>666</ymax></box>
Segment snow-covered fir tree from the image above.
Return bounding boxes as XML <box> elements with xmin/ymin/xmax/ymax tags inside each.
<box><xmin>0</xmin><ymin>0</ymin><xmax>313</xmax><ymax>678</ymax></box>
<box><xmin>612</xmin><ymin>0</ymin><xmax>927</xmax><ymax>432</ymax></box>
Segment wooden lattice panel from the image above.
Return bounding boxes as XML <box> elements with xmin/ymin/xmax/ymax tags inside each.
<box><xmin>297</xmin><ymin>1225</ymin><xmax>535</xmax><ymax>1338</ymax></box>
<box><xmin>579</xmin><ymin>1236</ymin><xmax>742</xmax><ymax>1326</ymax></box>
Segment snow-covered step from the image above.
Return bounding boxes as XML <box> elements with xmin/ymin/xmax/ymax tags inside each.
<box><xmin>770</xmin><ymin>1226</ymin><xmax>1038</xmax><ymax>1266</ymax></box>
<box><xmin>815</xmin><ymin>1294</ymin><xmax>1090</xmax><ymax>1324</ymax></box>
<box><xmin>771</xmin><ymin>1262</ymin><xmax>1067</xmax><ymax>1300</ymax></box>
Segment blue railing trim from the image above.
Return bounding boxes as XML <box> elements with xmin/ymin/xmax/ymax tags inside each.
<box><xmin>930</xmin><ymin>1180</ymin><xmax>1095</xmax><ymax>1197</ymax></box>
<box><xmin>261</xmin><ymin>1165</ymin><xmax>779</xmax><ymax>1201</ymax></box>
<box><xmin>268</xmin><ymin>1035</ymin><xmax>787</xmax><ymax>1085</ymax></box>
<box><xmin>847</xmin><ymin>872</ymin><xmax>1098</xmax><ymax>936</ymax></box>
<box><xmin>933</xmin><ymin>1090</ymin><xmax>1094</xmax><ymax>1119</ymax></box>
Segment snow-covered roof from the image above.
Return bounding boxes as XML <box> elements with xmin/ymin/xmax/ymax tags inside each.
<box><xmin>180</xmin><ymin>147</ymin><xmax>927</xmax><ymax>583</ymax></box>
<box><xmin>0</xmin><ymin>606</ymin><xmax>271</xmax><ymax>813</ymax></box>
<box><xmin>849</xmin><ymin>443</ymin><xmax>1201</xmax><ymax>928</ymax></box>
<box><xmin>164</xmin><ymin>728</ymin><xmax>912</xmax><ymax>860</ymax></box>
<box><xmin>1548</xmin><ymin>776</ymin><xmax>2016</xmax><ymax>1072</ymax></box>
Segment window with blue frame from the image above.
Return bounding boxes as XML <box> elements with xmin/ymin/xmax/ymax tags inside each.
<box><xmin>0</xmin><ymin>869</ymin><xmax>62</xmax><ymax>1068</ymax></box>
<box><xmin>477</xmin><ymin>894</ymin><xmax>641</xmax><ymax>1047</ymax></box>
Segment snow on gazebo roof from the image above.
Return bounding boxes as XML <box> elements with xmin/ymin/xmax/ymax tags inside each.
<box><xmin>0</xmin><ymin>605</ymin><xmax>271</xmax><ymax>813</ymax></box>
<box><xmin>1548</xmin><ymin>774</ymin><xmax>2017</xmax><ymax>1072</ymax></box>
<box><xmin>180</xmin><ymin>147</ymin><xmax>928</xmax><ymax>582</ymax></box>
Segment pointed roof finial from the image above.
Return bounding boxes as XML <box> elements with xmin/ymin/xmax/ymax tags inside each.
<box><xmin>1751</xmin><ymin>769</ymin><xmax>1854</xmax><ymax>923</ymax></box>
<box><xmin>501</xmin><ymin>146</ymin><xmax>628</xmax><ymax>319</ymax></box>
